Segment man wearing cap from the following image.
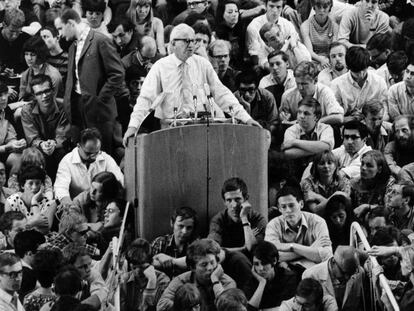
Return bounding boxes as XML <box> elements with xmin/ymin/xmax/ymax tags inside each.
<box><xmin>302</xmin><ymin>246</ymin><xmax>368</xmax><ymax>311</ymax></box>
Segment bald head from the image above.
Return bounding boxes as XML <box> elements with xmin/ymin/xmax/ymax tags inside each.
<box><xmin>140</xmin><ymin>36</ymin><xmax>157</xmax><ymax>59</ymax></box>
<box><xmin>334</xmin><ymin>246</ymin><xmax>360</xmax><ymax>275</ymax></box>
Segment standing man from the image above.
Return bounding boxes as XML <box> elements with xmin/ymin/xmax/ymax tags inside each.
<box><xmin>55</xmin><ymin>9</ymin><xmax>124</xmax><ymax>157</ymax></box>
<box><xmin>0</xmin><ymin>252</ymin><xmax>24</xmax><ymax>311</ymax></box>
<box><xmin>123</xmin><ymin>24</ymin><xmax>261</xmax><ymax>145</ymax></box>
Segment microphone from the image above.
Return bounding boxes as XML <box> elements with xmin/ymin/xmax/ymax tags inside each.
<box><xmin>229</xmin><ymin>105</ymin><xmax>235</xmax><ymax>124</ymax></box>
<box><xmin>173</xmin><ymin>107</ymin><xmax>178</xmax><ymax>127</ymax></box>
<box><xmin>203</xmin><ymin>83</ymin><xmax>215</xmax><ymax>121</ymax></box>
<box><xmin>192</xmin><ymin>84</ymin><xmax>198</xmax><ymax>120</ymax></box>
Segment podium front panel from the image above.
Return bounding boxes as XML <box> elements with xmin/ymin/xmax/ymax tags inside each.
<box><xmin>125</xmin><ymin>124</ymin><xmax>270</xmax><ymax>241</ymax></box>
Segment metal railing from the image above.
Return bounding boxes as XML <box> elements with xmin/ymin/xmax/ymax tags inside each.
<box><xmin>350</xmin><ymin>221</ymin><xmax>400</xmax><ymax>311</ymax></box>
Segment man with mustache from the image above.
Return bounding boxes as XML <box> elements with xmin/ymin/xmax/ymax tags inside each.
<box><xmin>317</xmin><ymin>42</ymin><xmax>348</xmax><ymax>87</ymax></box>
<box><xmin>384</xmin><ymin>116</ymin><xmax>414</xmax><ymax>177</ymax></box>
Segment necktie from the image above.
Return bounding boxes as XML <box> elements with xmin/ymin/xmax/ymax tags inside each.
<box><xmin>179</xmin><ymin>62</ymin><xmax>193</xmax><ymax>116</ymax></box>
<box><xmin>11</xmin><ymin>294</ymin><xmax>18</xmax><ymax>310</ymax></box>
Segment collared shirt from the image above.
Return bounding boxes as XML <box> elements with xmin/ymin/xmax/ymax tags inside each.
<box><xmin>284</xmin><ymin>122</ymin><xmax>335</xmax><ymax>150</ymax></box>
<box><xmin>332</xmin><ymin>144</ymin><xmax>372</xmax><ymax>179</ymax></box>
<box><xmin>54</xmin><ymin>147</ymin><xmax>124</xmax><ymax>200</ymax></box>
<box><xmin>317</xmin><ymin>68</ymin><xmax>347</xmax><ymax>87</ymax></box>
<box><xmin>280</xmin><ymin>83</ymin><xmax>344</xmax><ymax>120</ymax></box>
<box><xmin>301</xmin><ymin>174</ymin><xmax>351</xmax><ymax>202</ymax></box>
<box><xmin>0</xmin><ymin>117</ymin><xmax>17</xmax><ymax>147</ymax></box>
<box><xmin>234</xmin><ymin>88</ymin><xmax>279</xmax><ymax>129</ymax></box>
<box><xmin>246</xmin><ymin>14</ymin><xmax>299</xmax><ymax>67</ymax></box>
<box><xmin>21</xmin><ymin>101</ymin><xmax>70</xmax><ymax>149</ymax></box>
<box><xmin>0</xmin><ymin>288</ymin><xmax>25</xmax><ymax>311</ymax></box>
<box><xmin>265</xmin><ymin>212</ymin><xmax>333</xmax><ymax>267</ymax></box>
<box><xmin>337</xmin><ymin>6</ymin><xmax>390</xmax><ymax>45</ymax></box>
<box><xmin>388</xmin><ymin>208</ymin><xmax>414</xmax><ymax>231</ymax></box>
<box><xmin>128</xmin><ymin>53</ymin><xmax>251</xmax><ymax>129</ymax></box>
<box><xmin>208</xmin><ymin>209</ymin><xmax>267</xmax><ymax>248</ymax></box>
<box><xmin>376</xmin><ymin>63</ymin><xmax>394</xmax><ymax>89</ymax></box>
<box><xmin>331</xmin><ymin>71</ymin><xmax>388</xmax><ymax>118</ymax></box>
<box><xmin>388</xmin><ymin>81</ymin><xmax>414</xmax><ymax>121</ymax></box>
<box><xmin>74</xmin><ymin>25</ymin><xmax>91</xmax><ymax>94</ymax></box>
<box><xmin>259</xmin><ymin>69</ymin><xmax>296</xmax><ymax>90</ymax></box>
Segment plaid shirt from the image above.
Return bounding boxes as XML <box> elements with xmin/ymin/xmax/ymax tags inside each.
<box><xmin>44</xmin><ymin>232</ymin><xmax>99</xmax><ymax>257</ymax></box>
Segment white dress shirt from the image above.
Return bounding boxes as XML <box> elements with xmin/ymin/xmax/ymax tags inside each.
<box><xmin>0</xmin><ymin>288</ymin><xmax>24</xmax><ymax>311</ymax></box>
<box><xmin>128</xmin><ymin>53</ymin><xmax>251</xmax><ymax>129</ymax></box>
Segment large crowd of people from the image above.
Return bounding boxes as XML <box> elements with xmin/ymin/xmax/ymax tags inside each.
<box><xmin>1</xmin><ymin>0</ymin><xmax>414</xmax><ymax>310</ymax></box>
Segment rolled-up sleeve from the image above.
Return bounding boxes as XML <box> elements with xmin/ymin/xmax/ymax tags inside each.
<box><xmin>264</xmin><ymin>218</ymin><xmax>283</xmax><ymax>246</ymax></box>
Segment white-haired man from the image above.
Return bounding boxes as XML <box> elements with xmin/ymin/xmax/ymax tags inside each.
<box><xmin>123</xmin><ymin>24</ymin><xmax>261</xmax><ymax>145</ymax></box>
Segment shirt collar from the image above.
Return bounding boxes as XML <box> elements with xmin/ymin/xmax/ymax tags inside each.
<box><xmin>0</xmin><ymin>287</ymin><xmax>16</xmax><ymax>305</ymax></box>
<box><xmin>171</xmin><ymin>53</ymin><xmax>189</xmax><ymax>67</ymax></box>
<box><xmin>77</xmin><ymin>25</ymin><xmax>90</xmax><ymax>43</ymax></box>
<box><xmin>71</xmin><ymin>147</ymin><xmax>105</xmax><ymax>164</ymax></box>
<box><xmin>21</xmin><ymin>259</ymin><xmax>32</xmax><ymax>270</ymax></box>
<box><xmin>32</xmin><ymin>102</ymin><xmax>59</xmax><ymax>116</ymax></box>
<box><xmin>283</xmin><ymin>212</ymin><xmax>308</xmax><ymax>233</ymax></box>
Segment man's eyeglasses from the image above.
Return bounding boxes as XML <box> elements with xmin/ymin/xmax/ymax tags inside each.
<box><xmin>174</xmin><ymin>38</ymin><xmax>196</xmax><ymax>45</ymax></box>
<box><xmin>343</xmin><ymin>135</ymin><xmax>361</xmax><ymax>140</ymax></box>
<box><xmin>77</xmin><ymin>228</ymin><xmax>89</xmax><ymax>236</ymax></box>
<box><xmin>0</xmin><ymin>270</ymin><xmax>22</xmax><ymax>279</ymax></box>
<box><xmin>213</xmin><ymin>54</ymin><xmax>229</xmax><ymax>59</ymax></box>
<box><xmin>34</xmin><ymin>88</ymin><xmax>52</xmax><ymax>97</ymax></box>
<box><xmin>239</xmin><ymin>87</ymin><xmax>256</xmax><ymax>94</ymax></box>
<box><xmin>314</xmin><ymin>2</ymin><xmax>331</xmax><ymax>9</ymax></box>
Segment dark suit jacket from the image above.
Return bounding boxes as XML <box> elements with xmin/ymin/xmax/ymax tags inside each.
<box><xmin>64</xmin><ymin>29</ymin><xmax>124</xmax><ymax>124</ymax></box>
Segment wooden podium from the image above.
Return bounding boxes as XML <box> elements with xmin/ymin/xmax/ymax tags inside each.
<box><xmin>125</xmin><ymin>124</ymin><xmax>271</xmax><ymax>241</ymax></box>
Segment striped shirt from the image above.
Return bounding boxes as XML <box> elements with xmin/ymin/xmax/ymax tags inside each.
<box><xmin>47</xmin><ymin>51</ymin><xmax>68</xmax><ymax>84</ymax></box>
<box><xmin>388</xmin><ymin>81</ymin><xmax>414</xmax><ymax>121</ymax></box>
<box><xmin>309</xmin><ymin>15</ymin><xmax>336</xmax><ymax>57</ymax></box>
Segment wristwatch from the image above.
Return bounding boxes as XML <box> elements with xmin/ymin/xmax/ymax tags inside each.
<box><xmin>289</xmin><ymin>243</ymin><xmax>294</xmax><ymax>252</ymax></box>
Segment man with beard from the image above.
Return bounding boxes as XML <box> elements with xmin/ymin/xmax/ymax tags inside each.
<box><xmin>318</xmin><ymin>42</ymin><xmax>348</xmax><ymax>87</ymax></box>
<box><xmin>361</xmin><ymin>100</ymin><xmax>392</xmax><ymax>152</ymax></box>
<box><xmin>384</xmin><ymin>116</ymin><xmax>414</xmax><ymax>177</ymax></box>
<box><xmin>388</xmin><ymin>60</ymin><xmax>414</xmax><ymax>120</ymax></box>
<box><xmin>0</xmin><ymin>252</ymin><xmax>25</xmax><ymax>311</ymax></box>
<box><xmin>332</xmin><ymin>120</ymin><xmax>372</xmax><ymax>179</ymax></box>
<box><xmin>54</xmin><ymin>128</ymin><xmax>124</xmax><ymax>208</ymax></box>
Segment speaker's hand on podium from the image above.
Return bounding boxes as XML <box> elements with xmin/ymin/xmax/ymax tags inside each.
<box><xmin>123</xmin><ymin>127</ymin><xmax>138</xmax><ymax>147</ymax></box>
<box><xmin>246</xmin><ymin>118</ymin><xmax>262</xmax><ymax>128</ymax></box>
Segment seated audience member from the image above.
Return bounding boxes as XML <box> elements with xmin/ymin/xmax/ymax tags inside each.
<box><xmin>127</xmin><ymin>0</ymin><xmax>166</xmax><ymax>55</ymax></box>
<box><xmin>208</xmin><ymin>177</ymin><xmax>267</xmax><ymax>253</ymax></box>
<box><xmin>246</xmin><ymin>0</ymin><xmax>299</xmax><ymax>70</ymax></box>
<box><xmin>382</xmin><ymin>51</ymin><xmax>408</xmax><ymax>91</ymax></box>
<box><xmin>8</xmin><ymin>147</ymin><xmax>53</xmax><ymax>200</ymax></box>
<box><xmin>351</xmin><ymin>150</ymin><xmax>395</xmax><ymax>219</ymax></box>
<box><xmin>5</xmin><ymin>165</ymin><xmax>56</xmax><ymax>234</ymax></box>
<box><xmin>317</xmin><ymin>41</ymin><xmax>348</xmax><ymax>87</ymax></box>
<box><xmin>82</xmin><ymin>0</ymin><xmax>110</xmax><ymax>37</ymax></box>
<box><xmin>14</xmin><ymin>230</ymin><xmax>46</xmax><ymax>300</ymax></box>
<box><xmin>21</xmin><ymin>74</ymin><xmax>70</xmax><ymax>178</ymax></box>
<box><xmin>300</xmin><ymin>0</ymin><xmax>339</xmax><ymax>67</ymax></box>
<box><xmin>370</xmin><ymin>227</ymin><xmax>406</xmax><ymax>281</ymax></box>
<box><xmin>259</xmin><ymin>22</ymin><xmax>311</xmax><ymax>70</ymax></box>
<box><xmin>366</xmin><ymin>209</ymin><xmax>388</xmax><ymax>239</ymax></box>
<box><xmin>54</xmin><ymin>128</ymin><xmax>124</xmax><ymax>206</ymax></box>
<box><xmin>121</xmin><ymin>36</ymin><xmax>159</xmax><ymax>74</ymax></box>
<box><xmin>101</xmin><ymin>198</ymin><xmax>132</xmax><ymax>248</ymax></box>
<box><xmin>0</xmin><ymin>252</ymin><xmax>25</xmax><ymax>310</ymax></box>
<box><xmin>23</xmin><ymin>249</ymin><xmax>63</xmax><ymax>311</ymax></box>
<box><xmin>258</xmin><ymin>51</ymin><xmax>296</xmax><ymax>108</ymax></box>
<box><xmin>121</xmin><ymin>238</ymin><xmax>170</xmax><ymax>311</ymax></box>
<box><xmin>216</xmin><ymin>288</ymin><xmax>248</xmax><ymax>311</ymax></box>
<box><xmin>366</xmin><ymin>32</ymin><xmax>392</xmax><ymax>70</ymax></box>
<box><xmin>72</xmin><ymin>171</ymin><xmax>122</xmax><ymax>231</ymax></box>
<box><xmin>209</xmin><ymin>40</ymin><xmax>239</xmax><ymax>92</ymax></box>
<box><xmin>388</xmin><ymin>60</ymin><xmax>414</xmax><ymax>119</ymax></box>
<box><xmin>157</xmin><ymin>239</ymin><xmax>236</xmax><ymax>311</ymax></box>
<box><xmin>361</xmin><ymin>100</ymin><xmax>392</xmax><ymax>152</ymax></box>
<box><xmin>0</xmin><ymin>81</ymin><xmax>26</xmax><ymax>175</ymax></box>
<box><xmin>0</xmin><ymin>211</ymin><xmax>26</xmax><ymax>250</ymax></box>
<box><xmin>281</xmin><ymin>98</ymin><xmax>334</xmax><ymax>178</ymax></box>
<box><xmin>40</xmin><ymin>26</ymin><xmax>69</xmax><ymax>85</ymax></box>
<box><xmin>192</xmin><ymin>21</ymin><xmax>212</xmax><ymax>60</ymax></box>
<box><xmin>337</xmin><ymin>0</ymin><xmax>390</xmax><ymax>47</ymax></box>
<box><xmin>280</xmin><ymin>61</ymin><xmax>343</xmax><ymax>125</ymax></box>
<box><xmin>40</xmin><ymin>266</ymin><xmax>82</xmax><ymax>311</ymax></box>
<box><xmin>233</xmin><ymin>70</ymin><xmax>278</xmax><ymax>130</ymax></box>
<box><xmin>303</xmin><ymin>245</ymin><xmax>366</xmax><ymax>310</ymax></box>
<box><xmin>243</xmin><ymin>241</ymin><xmax>298</xmax><ymax>310</ymax></box>
<box><xmin>62</xmin><ymin>244</ymin><xmax>108</xmax><ymax>309</ymax></box>
<box><xmin>173</xmin><ymin>283</ymin><xmax>201</xmax><ymax>311</ymax></box>
<box><xmin>301</xmin><ymin>151</ymin><xmax>351</xmax><ymax>214</ymax></box>
<box><xmin>388</xmin><ymin>185</ymin><xmax>414</xmax><ymax>231</ymax></box>
<box><xmin>384</xmin><ymin>116</ymin><xmax>414</xmax><ymax>177</ymax></box>
<box><xmin>45</xmin><ymin>212</ymin><xmax>99</xmax><ymax>257</ymax></box>
<box><xmin>171</xmin><ymin>0</ymin><xmax>214</xmax><ymax>28</ymax></box>
<box><xmin>0</xmin><ymin>9</ymin><xmax>31</xmax><ymax>74</ymax></box>
<box><xmin>152</xmin><ymin>206</ymin><xmax>198</xmax><ymax>278</ymax></box>
<box><xmin>19</xmin><ymin>36</ymin><xmax>63</xmax><ymax>101</ymax></box>
<box><xmin>398</xmin><ymin>162</ymin><xmax>414</xmax><ymax>185</ymax></box>
<box><xmin>331</xmin><ymin>46</ymin><xmax>388</xmax><ymax>122</ymax></box>
<box><xmin>108</xmin><ymin>18</ymin><xmax>140</xmax><ymax>58</ymax></box>
<box><xmin>324</xmin><ymin>192</ymin><xmax>354</xmax><ymax>251</ymax></box>
<box><xmin>332</xmin><ymin>121</ymin><xmax>372</xmax><ymax>179</ymax></box>
<box><xmin>265</xmin><ymin>184</ymin><xmax>333</xmax><ymax>271</ymax></box>
<box><xmin>279</xmin><ymin>278</ymin><xmax>338</xmax><ymax>311</ymax></box>
<box><xmin>0</xmin><ymin>161</ymin><xmax>14</xmax><ymax>214</ymax></box>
